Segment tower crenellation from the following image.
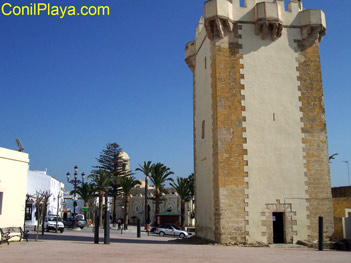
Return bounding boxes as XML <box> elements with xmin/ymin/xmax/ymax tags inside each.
<box><xmin>202</xmin><ymin>0</ymin><xmax>325</xmax><ymax>46</ymax></box>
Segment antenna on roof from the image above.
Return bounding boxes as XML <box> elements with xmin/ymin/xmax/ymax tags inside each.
<box><xmin>15</xmin><ymin>138</ymin><xmax>24</xmax><ymax>152</ymax></box>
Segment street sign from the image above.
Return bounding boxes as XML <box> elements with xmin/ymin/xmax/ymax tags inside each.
<box><xmin>82</xmin><ymin>207</ymin><xmax>90</xmax><ymax>212</ymax></box>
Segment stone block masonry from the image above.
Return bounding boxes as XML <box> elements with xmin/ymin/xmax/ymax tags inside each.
<box><xmin>298</xmin><ymin>42</ymin><xmax>334</xmax><ymax>240</ymax></box>
<box><xmin>211</xmin><ymin>25</ymin><xmax>248</xmax><ymax>243</ymax></box>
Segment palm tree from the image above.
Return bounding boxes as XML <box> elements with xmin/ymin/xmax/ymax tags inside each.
<box><xmin>170</xmin><ymin>177</ymin><xmax>192</xmax><ymax>230</ymax></box>
<box><xmin>72</xmin><ymin>182</ymin><xmax>95</xmax><ymax>225</ymax></box>
<box><xmin>136</xmin><ymin>161</ymin><xmax>154</xmax><ymax>224</ymax></box>
<box><xmin>88</xmin><ymin>169</ymin><xmax>111</xmax><ymax>227</ymax></box>
<box><xmin>119</xmin><ymin>176</ymin><xmax>141</xmax><ymax>229</ymax></box>
<box><xmin>150</xmin><ymin>163</ymin><xmax>174</xmax><ymax>225</ymax></box>
<box><xmin>329</xmin><ymin>153</ymin><xmax>338</xmax><ymax>163</ymax></box>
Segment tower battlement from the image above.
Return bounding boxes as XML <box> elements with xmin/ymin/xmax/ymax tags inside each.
<box><xmin>203</xmin><ymin>0</ymin><xmax>325</xmax><ymax>44</ymax></box>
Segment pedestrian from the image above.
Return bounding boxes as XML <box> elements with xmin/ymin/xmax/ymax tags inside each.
<box><xmin>117</xmin><ymin>218</ymin><xmax>121</xmax><ymax>230</ymax></box>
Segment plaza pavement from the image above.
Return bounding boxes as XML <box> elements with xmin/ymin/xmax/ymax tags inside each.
<box><xmin>0</xmin><ymin>227</ymin><xmax>349</xmax><ymax>263</ymax></box>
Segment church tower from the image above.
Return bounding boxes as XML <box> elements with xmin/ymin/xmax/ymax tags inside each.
<box><xmin>185</xmin><ymin>0</ymin><xmax>333</xmax><ymax>244</ymax></box>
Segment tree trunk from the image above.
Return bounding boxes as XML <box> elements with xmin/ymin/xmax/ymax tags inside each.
<box><xmin>104</xmin><ymin>189</ymin><xmax>109</xmax><ymax>211</ymax></box>
<box><xmin>112</xmin><ymin>194</ymin><xmax>116</xmax><ymax>224</ymax></box>
<box><xmin>155</xmin><ymin>187</ymin><xmax>160</xmax><ymax>225</ymax></box>
<box><xmin>35</xmin><ymin>203</ymin><xmax>41</xmax><ymax>241</ymax></box>
<box><xmin>144</xmin><ymin>175</ymin><xmax>148</xmax><ymax>224</ymax></box>
<box><xmin>88</xmin><ymin>199</ymin><xmax>94</xmax><ymax>226</ymax></box>
<box><xmin>124</xmin><ymin>196</ymin><xmax>129</xmax><ymax>229</ymax></box>
<box><xmin>181</xmin><ymin>199</ymin><xmax>185</xmax><ymax>230</ymax></box>
<box><xmin>84</xmin><ymin>201</ymin><xmax>88</xmax><ymax>225</ymax></box>
<box><xmin>41</xmin><ymin>202</ymin><xmax>47</xmax><ymax>235</ymax></box>
<box><xmin>99</xmin><ymin>190</ymin><xmax>103</xmax><ymax>227</ymax></box>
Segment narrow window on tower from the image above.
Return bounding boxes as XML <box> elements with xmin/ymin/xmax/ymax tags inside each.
<box><xmin>205</xmin><ymin>57</ymin><xmax>207</xmax><ymax>69</ymax></box>
<box><xmin>202</xmin><ymin>120</ymin><xmax>205</xmax><ymax>139</ymax></box>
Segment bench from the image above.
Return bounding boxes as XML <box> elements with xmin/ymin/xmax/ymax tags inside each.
<box><xmin>0</xmin><ymin>227</ymin><xmax>29</xmax><ymax>245</ymax></box>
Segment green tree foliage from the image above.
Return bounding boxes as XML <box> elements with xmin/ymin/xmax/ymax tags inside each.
<box><xmin>187</xmin><ymin>173</ymin><xmax>194</xmax><ymax>198</ymax></box>
<box><xmin>118</xmin><ymin>176</ymin><xmax>141</xmax><ymax>229</ymax></box>
<box><xmin>329</xmin><ymin>153</ymin><xmax>338</xmax><ymax>163</ymax></box>
<box><xmin>136</xmin><ymin>161</ymin><xmax>153</xmax><ymax>223</ymax></box>
<box><xmin>93</xmin><ymin>143</ymin><xmax>123</xmax><ymax>175</ymax></box>
<box><xmin>170</xmin><ymin>177</ymin><xmax>192</xmax><ymax>230</ymax></box>
<box><xmin>88</xmin><ymin>169</ymin><xmax>111</xmax><ymax>227</ymax></box>
<box><xmin>93</xmin><ymin>142</ymin><xmax>126</xmax><ymax>223</ymax></box>
<box><xmin>72</xmin><ymin>182</ymin><xmax>96</xmax><ymax>224</ymax></box>
<box><xmin>149</xmin><ymin>163</ymin><xmax>173</xmax><ymax>225</ymax></box>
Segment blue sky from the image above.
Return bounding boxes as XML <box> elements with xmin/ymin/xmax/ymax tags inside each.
<box><xmin>0</xmin><ymin>0</ymin><xmax>350</xmax><ymax>190</ymax></box>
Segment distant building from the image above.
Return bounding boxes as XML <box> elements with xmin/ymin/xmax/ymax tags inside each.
<box><xmin>0</xmin><ymin>147</ymin><xmax>29</xmax><ymax>229</ymax></box>
<box><xmin>25</xmin><ymin>170</ymin><xmax>65</xmax><ymax>230</ymax></box>
<box><xmin>332</xmin><ymin>186</ymin><xmax>351</xmax><ymax>239</ymax></box>
<box><xmin>115</xmin><ymin>181</ymin><xmax>195</xmax><ymax>226</ymax></box>
<box><xmin>62</xmin><ymin>191</ymin><xmax>85</xmax><ymax>220</ymax></box>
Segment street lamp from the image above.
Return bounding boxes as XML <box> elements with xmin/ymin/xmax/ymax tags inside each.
<box><xmin>66</xmin><ymin>165</ymin><xmax>85</xmax><ymax>228</ymax></box>
<box><xmin>342</xmin><ymin>161</ymin><xmax>350</xmax><ymax>186</ymax></box>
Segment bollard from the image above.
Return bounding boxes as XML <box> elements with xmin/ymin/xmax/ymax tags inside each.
<box><xmin>104</xmin><ymin>211</ymin><xmax>110</xmax><ymax>244</ymax></box>
<box><xmin>94</xmin><ymin>210</ymin><xmax>99</xmax><ymax>244</ymax></box>
<box><xmin>137</xmin><ymin>219</ymin><xmax>141</xmax><ymax>238</ymax></box>
<box><xmin>318</xmin><ymin>216</ymin><xmax>323</xmax><ymax>251</ymax></box>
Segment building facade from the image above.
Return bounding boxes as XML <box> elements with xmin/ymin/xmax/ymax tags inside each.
<box><xmin>25</xmin><ymin>170</ymin><xmax>65</xmax><ymax>229</ymax></box>
<box><xmin>185</xmin><ymin>0</ymin><xmax>333</xmax><ymax>244</ymax></box>
<box><xmin>332</xmin><ymin>187</ymin><xmax>351</xmax><ymax>239</ymax></box>
<box><xmin>62</xmin><ymin>191</ymin><xmax>85</xmax><ymax>220</ymax></box>
<box><xmin>115</xmin><ymin>182</ymin><xmax>195</xmax><ymax>226</ymax></box>
<box><xmin>0</xmin><ymin>147</ymin><xmax>29</xmax><ymax>230</ymax></box>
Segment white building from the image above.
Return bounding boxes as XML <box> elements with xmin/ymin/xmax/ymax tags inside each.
<box><xmin>0</xmin><ymin>147</ymin><xmax>29</xmax><ymax>230</ymax></box>
<box><xmin>25</xmin><ymin>170</ymin><xmax>65</xmax><ymax>229</ymax></box>
<box><xmin>62</xmin><ymin>191</ymin><xmax>85</xmax><ymax>220</ymax></box>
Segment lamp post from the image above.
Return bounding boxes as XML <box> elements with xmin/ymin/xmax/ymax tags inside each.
<box><xmin>66</xmin><ymin>165</ymin><xmax>85</xmax><ymax>228</ymax></box>
<box><xmin>342</xmin><ymin>161</ymin><xmax>350</xmax><ymax>186</ymax></box>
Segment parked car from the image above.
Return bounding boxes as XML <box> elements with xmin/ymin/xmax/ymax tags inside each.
<box><xmin>63</xmin><ymin>217</ymin><xmax>86</xmax><ymax>229</ymax></box>
<box><xmin>44</xmin><ymin>216</ymin><xmax>65</xmax><ymax>233</ymax></box>
<box><xmin>154</xmin><ymin>226</ymin><xmax>189</xmax><ymax>238</ymax></box>
<box><xmin>151</xmin><ymin>223</ymin><xmax>180</xmax><ymax>233</ymax></box>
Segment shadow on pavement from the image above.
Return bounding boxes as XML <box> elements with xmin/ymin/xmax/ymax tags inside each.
<box><xmin>27</xmin><ymin>233</ymin><xmax>192</xmax><ymax>245</ymax></box>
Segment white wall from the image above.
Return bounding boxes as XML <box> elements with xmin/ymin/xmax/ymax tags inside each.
<box><xmin>26</xmin><ymin>170</ymin><xmax>64</xmax><ymax>228</ymax></box>
<box><xmin>194</xmin><ymin>27</ymin><xmax>215</xmax><ymax>240</ymax></box>
<box><xmin>240</xmin><ymin>24</ymin><xmax>309</xmax><ymax>242</ymax></box>
<box><xmin>0</xmin><ymin>147</ymin><xmax>29</xmax><ymax>229</ymax></box>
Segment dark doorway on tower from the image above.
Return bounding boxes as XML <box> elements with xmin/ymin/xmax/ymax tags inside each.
<box><xmin>272</xmin><ymin>212</ymin><xmax>285</xmax><ymax>243</ymax></box>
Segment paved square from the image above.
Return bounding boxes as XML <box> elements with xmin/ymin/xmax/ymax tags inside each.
<box><xmin>0</xmin><ymin>229</ymin><xmax>349</xmax><ymax>263</ymax></box>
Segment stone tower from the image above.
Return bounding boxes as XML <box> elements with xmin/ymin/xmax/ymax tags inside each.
<box><xmin>185</xmin><ymin>0</ymin><xmax>333</xmax><ymax>244</ymax></box>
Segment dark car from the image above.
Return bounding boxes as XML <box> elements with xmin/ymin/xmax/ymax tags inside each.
<box><xmin>63</xmin><ymin>218</ymin><xmax>86</xmax><ymax>229</ymax></box>
<box><xmin>151</xmin><ymin>223</ymin><xmax>181</xmax><ymax>233</ymax></box>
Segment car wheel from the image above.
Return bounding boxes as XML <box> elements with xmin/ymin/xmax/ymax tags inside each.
<box><xmin>60</xmin><ymin>229</ymin><xmax>64</xmax><ymax>233</ymax></box>
<box><xmin>80</xmin><ymin>227</ymin><xmax>84</xmax><ymax>230</ymax></box>
<box><xmin>159</xmin><ymin>231</ymin><xmax>165</xmax><ymax>237</ymax></box>
<box><xmin>46</xmin><ymin>227</ymin><xmax>49</xmax><ymax>232</ymax></box>
<box><xmin>179</xmin><ymin>233</ymin><xmax>185</xmax><ymax>238</ymax></box>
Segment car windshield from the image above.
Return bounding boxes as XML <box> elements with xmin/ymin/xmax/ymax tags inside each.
<box><xmin>47</xmin><ymin>217</ymin><xmax>62</xmax><ymax>222</ymax></box>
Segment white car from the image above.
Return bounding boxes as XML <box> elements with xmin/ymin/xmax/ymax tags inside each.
<box><xmin>44</xmin><ymin>216</ymin><xmax>65</xmax><ymax>233</ymax></box>
<box><xmin>155</xmin><ymin>226</ymin><xmax>189</xmax><ymax>238</ymax></box>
